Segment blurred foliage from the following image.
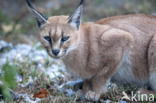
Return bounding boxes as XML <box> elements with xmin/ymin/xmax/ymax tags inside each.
<box><xmin>0</xmin><ymin>9</ymin><xmax>38</xmax><ymax>44</ymax></box>
<box><xmin>0</xmin><ymin>10</ymin><xmax>21</xmax><ymax>37</ymax></box>
<box><xmin>0</xmin><ymin>6</ymin><xmax>37</xmax><ymax>43</ymax></box>
<box><xmin>0</xmin><ymin>62</ymin><xmax>18</xmax><ymax>101</ymax></box>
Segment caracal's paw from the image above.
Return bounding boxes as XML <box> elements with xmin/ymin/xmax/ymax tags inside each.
<box><xmin>76</xmin><ymin>90</ymin><xmax>86</xmax><ymax>100</ymax></box>
<box><xmin>76</xmin><ymin>90</ymin><xmax>100</xmax><ymax>101</ymax></box>
<box><xmin>85</xmin><ymin>91</ymin><xmax>100</xmax><ymax>101</ymax></box>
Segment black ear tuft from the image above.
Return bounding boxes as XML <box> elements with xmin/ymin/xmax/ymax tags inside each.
<box><xmin>79</xmin><ymin>0</ymin><xmax>84</xmax><ymax>5</ymax></box>
<box><xmin>68</xmin><ymin>0</ymin><xmax>84</xmax><ymax>29</ymax></box>
<box><xmin>26</xmin><ymin>0</ymin><xmax>48</xmax><ymax>28</ymax></box>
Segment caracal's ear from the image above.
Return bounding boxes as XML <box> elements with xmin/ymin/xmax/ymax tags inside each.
<box><xmin>26</xmin><ymin>0</ymin><xmax>48</xmax><ymax>28</ymax></box>
<box><xmin>68</xmin><ymin>0</ymin><xmax>84</xmax><ymax>29</ymax></box>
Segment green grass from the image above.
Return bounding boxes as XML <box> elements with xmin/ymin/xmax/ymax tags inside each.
<box><xmin>0</xmin><ymin>62</ymin><xmax>18</xmax><ymax>101</ymax></box>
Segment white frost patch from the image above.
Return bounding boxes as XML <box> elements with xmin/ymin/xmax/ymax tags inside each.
<box><xmin>45</xmin><ymin>62</ymin><xmax>66</xmax><ymax>79</ymax></box>
<box><xmin>19</xmin><ymin>94</ymin><xmax>40</xmax><ymax>103</ymax></box>
<box><xmin>0</xmin><ymin>40</ymin><xmax>66</xmax><ymax>85</ymax></box>
<box><xmin>20</xmin><ymin>76</ymin><xmax>34</xmax><ymax>88</ymax></box>
<box><xmin>0</xmin><ymin>40</ymin><xmax>13</xmax><ymax>50</ymax></box>
<box><xmin>0</xmin><ymin>40</ymin><xmax>68</xmax><ymax>102</ymax></box>
<box><xmin>16</xmin><ymin>75</ymin><xmax>23</xmax><ymax>83</ymax></box>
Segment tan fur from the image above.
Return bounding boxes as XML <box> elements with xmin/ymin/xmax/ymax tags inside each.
<box><xmin>39</xmin><ymin>14</ymin><xmax>156</xmax><ymax>99</ymax></box>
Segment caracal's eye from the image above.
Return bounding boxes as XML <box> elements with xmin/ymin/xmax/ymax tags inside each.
<box><xmin>44</xmin><ymin>36</ymin><xmax>51</xmax><ymax>43</ymax></box>
<box><xmin>61</xmin><ymin>36</ymin><xmax>70</xmax><ymax>42</ymax></box>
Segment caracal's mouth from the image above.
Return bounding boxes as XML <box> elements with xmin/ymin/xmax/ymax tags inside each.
<box><xmin>52</xmin><ymin>56</ymin><xmax>61</xmax><ymax>59</ymax></box>
<box><xmin>47</xmin><ymin>50</ymin><xmax>68</xmax><ymax>59</ymax></box>
<box><xmin>50</xmin><ymin>54</ymin><xmax>65</xmax><ymax>59</ymax></box>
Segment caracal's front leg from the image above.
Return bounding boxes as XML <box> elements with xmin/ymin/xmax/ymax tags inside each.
<box><xmin>82</xmin><ymin>52</ymin><xmax>123</xmax><ymax>101</ymax></box>
<box><xmin>82</xmin><ymin>29</ymin><xmax>133</xmax><ymax>101</ymax></box>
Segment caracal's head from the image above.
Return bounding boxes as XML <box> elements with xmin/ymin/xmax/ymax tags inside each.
<box><xmin>26</xmin><ymin>0</ymin><xmax>84</xmax><ymax>59</ymax></box>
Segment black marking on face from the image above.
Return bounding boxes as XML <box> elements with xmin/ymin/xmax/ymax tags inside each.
<box><xmin>61</xmin><ymin>36</ymin><xmax>70</xmax><ymax>42</ymax></box>
<box><xmin>44</xmin><ymin>36</ymin><xmax>51</xmax><ymax>43</ymax></box>
<box><xmin>60</xmin><ymin>31</ymin><xmax>70</xmax><ymax>43</ymax></box>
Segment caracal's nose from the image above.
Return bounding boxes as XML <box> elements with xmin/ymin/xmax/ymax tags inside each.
<box><xmin>52</xmin><ymin>49</ymin><xmax>60</xmax><ymax>56</ymax></box>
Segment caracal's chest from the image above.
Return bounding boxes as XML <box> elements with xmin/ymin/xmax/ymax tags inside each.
<box><xmin>62</xmin><ymin>50</ymin><xmax>101</xmax><ymax>78</ymax></box>
<box><xmin>63</xmin><ymin>40</ymin><xmax>104</xmax><ymax>78</ymax></box>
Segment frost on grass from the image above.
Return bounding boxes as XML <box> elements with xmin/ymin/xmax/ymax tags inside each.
<box><xmin>0</xmin><ymin>40</ymin><xmax>136</xmax><ymax>103</ymax></box>
<box><xmin>0</xmin><ymin>40</ymin><xmax>69</xmax><ymax>102</ymax></box>
<box><xmin>0</xmin><ymin>40</ymin><xmax>65</xmax><ymax>79</ymax></box>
